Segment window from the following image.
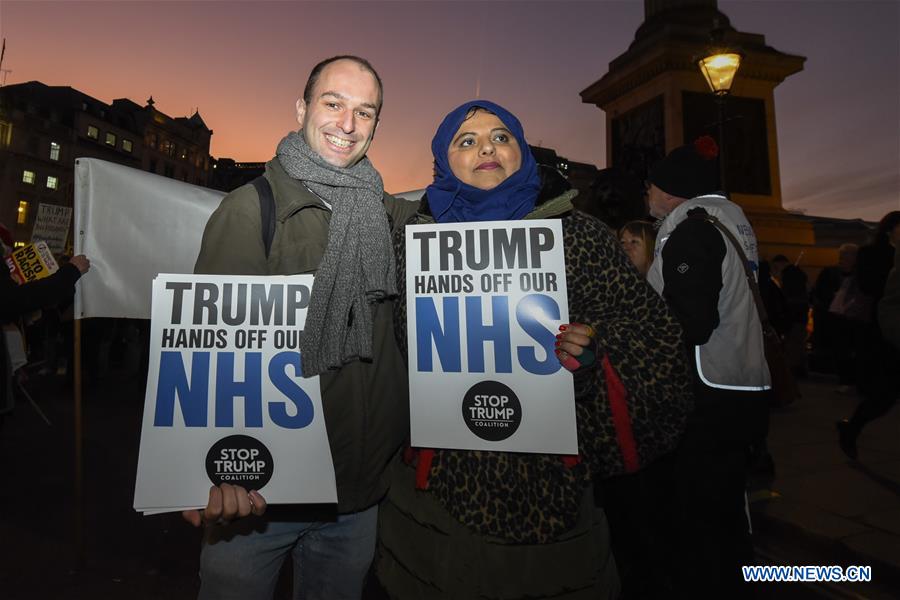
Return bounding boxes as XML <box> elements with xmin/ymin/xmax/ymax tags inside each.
<box><xmin>50</xmin><ymin>142</ymin><xmax>61</xmax><ymax>161</ymax></box>
<box><xmin>0</xmin><ymin>121</ymin><xmax>11</xmax><ymax>147</ymax></box>
<box><xmin>146</xmin><ymin>132</ymin><xmax>157</xmax><ymax>149</ymax></box>
<box><xmin>17</xmin><ymin>200</ymin><xmax>28</xmax><ymax>225</ymax></box>
<box><xmin>22</xmin><ymin>170</ymin><xmax>35</xmax><ymax>184</ymax></box>
<box><xmin>13</xmin><ymin>241</ymin><xmax>25</xmax><ymax>249</ymax></box>
<box><xmin>46</xmin><ymin>176</ymin><xmax>58</xmax><ymax>190</ymax></box>
<box><xmin>105</xmin><ymin>132</ymin><xmax>117</xmax><ymax>146</ymax></box>
<box><xmin>159</xmin><ymin>139</ymin><xmax>176</xmax><ymax>157</ymax></box>
<box><xmin>87</xmin><ymin>125</ymin><xmax>99</xmax><ymax>140</ymax></box>
<box><xmin>122</xmin><ymin>139</ymin><xmax>133</xmax><ymax>153</ymax></box>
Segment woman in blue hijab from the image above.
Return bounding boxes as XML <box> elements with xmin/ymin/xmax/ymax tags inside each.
<box><xmin>425</xmin><ymin>99</ymin><xmax>541</xmax><ymax>223</ymax></box>
<box><xmin>376</xmin><ymin>100</ymin><xmax>691</xmax><ymax>599</ymax></box>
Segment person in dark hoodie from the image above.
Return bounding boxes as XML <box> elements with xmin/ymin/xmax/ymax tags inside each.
<box><xmin>377</xmin><ymin>100</ymin><xmax>692</xmax><ymax>600</ymax></box>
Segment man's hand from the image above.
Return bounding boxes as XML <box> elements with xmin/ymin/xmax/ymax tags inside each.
<box><xmin>181</xmin><ymin>484</ymin><xmax>267</xmax><ymax>527</ymax></box>
<box><xmin>555</xmin><ymin>323</ymin><xmax>597</xmax><ymax>372</ymax></box>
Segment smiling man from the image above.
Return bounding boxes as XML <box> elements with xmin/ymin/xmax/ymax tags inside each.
<box><xmin>188</xmin><ymin>56</ymin><xmax>418</xmax><ymax>600</ymax></box>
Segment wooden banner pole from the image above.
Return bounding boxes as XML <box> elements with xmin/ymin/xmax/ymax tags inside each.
<box><xmin>73</xmin><ymin>317</ymin><xmax>85</xmax><ymax>569</ymax></box>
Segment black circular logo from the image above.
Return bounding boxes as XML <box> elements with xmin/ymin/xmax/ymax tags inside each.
<box><xmin>461</xmin><ymin>381</ymin><xmax>522</xmax><ymax>442</ymax></box>
<box><xmin>205</xmin><ymin>435</ymin><xmax>274</xmax><ymax>490</ymax></box>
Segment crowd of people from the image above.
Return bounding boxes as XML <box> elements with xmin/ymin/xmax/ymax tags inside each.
<box><xmin>3</xmin><ymin>54</ymin><xmax>899</xmax><ymax>599</ymax></box>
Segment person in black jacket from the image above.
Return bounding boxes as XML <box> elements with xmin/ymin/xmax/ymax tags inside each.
<box><xmin>879</xmin><ymin>244</ymin><xmax>900</xmax><ymax>349</ymax></box>
<box><xmin>1</xmin><ymin>225</ymin><xmax>90</xmax><ymax>417</ymax></box>
<box><xmin>759</xmin><ymin>260</ymin><xmax>790</xmax><ymax>338</ymax></box>
<box><xmin>837</xmin><ymin>211</ymin><xmax>900</xmax><ymax>459</ymax></box>
<box><xmin>781</xmin><ymin>264</ymin><xmax>810</xmax><ymax>377</ymax></box>
<box><xmin>643</xmin><ymin>137</ymin><xmax>769</xmax><ymax>598</ymax></box>
<box><xmin>1</xmin><ymin>255</ymin><xmax>90</xmax><ymax>322</ymax></box>
<box><xmin>811</xmin><ymin>244</ymin><xmax>857</xmax><ymax>377</ymax></box>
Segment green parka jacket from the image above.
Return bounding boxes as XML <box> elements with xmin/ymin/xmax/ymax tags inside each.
<box><xmin>195</xmin><ymin>158</ymin><xmax>419</xmax><ymax>513</ymax></box>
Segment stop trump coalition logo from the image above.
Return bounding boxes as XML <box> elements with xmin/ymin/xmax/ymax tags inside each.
<box><xmin>461</xmin><ymin>381</ymin><xmax>522</xmax><ymax>442</ymax></box>
<box><xmin>205</xmin><ymin>435</ymin><xmax>274</xmax><ymax>489</ymax></box>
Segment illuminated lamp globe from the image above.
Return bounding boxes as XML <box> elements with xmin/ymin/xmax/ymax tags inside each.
<box><xmin>697</xmin><ymin>52</ymin><xmax>742</xmax><ymax>95</ymax></box>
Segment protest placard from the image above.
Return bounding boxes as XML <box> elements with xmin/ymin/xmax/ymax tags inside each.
<box><xmin>405</xmin><ymin>219</ymin><xmax>577</xmax><ymax>454</ymax></box>
<box><xmin>6</xmin><ymin>241</ymin><xmax>59</xmax><ymax>284</ymax></box>
<box><xmin>134</xmin><ymin>274</ymin><xmax>337</xmax><ymax>514</ymax></box>
<box><xmin>31</xmin><ymin>203</ymin><xmax>72</xmax><ymax>254</ymax></box>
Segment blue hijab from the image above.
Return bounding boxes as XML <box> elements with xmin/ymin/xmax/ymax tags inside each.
<box><xmin>426</xmin><ymin>100</ymin><xmax>541</xmax><ymax>224</ymax></box>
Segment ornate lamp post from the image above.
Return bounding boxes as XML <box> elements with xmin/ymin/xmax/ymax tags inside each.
<box><xmin>697</xmin><ymin>52</ymin><xmax>742</xmax><ymax>192</ymax></box>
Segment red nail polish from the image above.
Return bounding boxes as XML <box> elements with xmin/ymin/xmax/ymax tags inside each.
<box><xmin>555</xmin><ymin>341</ymin><xmax>561</xmax><ymax>347</ymax></box>
<box><xmin>562</xmin><ymin>355</ymin><xmax>581</xmax><ymax>370</ymax></box>
<box><xmin>559</xmin><ymin>325</ymin><xmax>568</xmax><ymax>331</ymax></box>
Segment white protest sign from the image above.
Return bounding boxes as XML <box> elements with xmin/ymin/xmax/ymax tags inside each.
<box><xmin>31</xmin><ymin>203</ymin><xmax>72</xmax><ymax>254</ymax></box>
<box><xmin>134</xmin><ymin>274</ymin><xmax>336</xmax><ymax>513</ymax></box>
<box><xmin>406</xmin><ymin>219</ymin><xmax>577</xmax><ymax>454</ymax></box>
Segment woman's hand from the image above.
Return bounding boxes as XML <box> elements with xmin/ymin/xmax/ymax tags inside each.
<box><xmin>555</xmin><ymin>323</ymin><xmax>597</xmax><ymax>372</ymax></box>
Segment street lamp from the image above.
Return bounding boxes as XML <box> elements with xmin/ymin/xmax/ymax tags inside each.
<box><xmin>697</xmin><ymin>52</ymin><xmax>742</xmax><ymax>192</ymax></box>
<box><xmin>698</xmin><ymin>53</ymin><xmax>742</xmax><ymax>96</ymax></box>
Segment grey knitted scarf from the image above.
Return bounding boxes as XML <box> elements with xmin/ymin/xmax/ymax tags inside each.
<box><xmin>276</xmin><ymin>131</ymin><xmax>396</xmax><ymax>376</ymax></box>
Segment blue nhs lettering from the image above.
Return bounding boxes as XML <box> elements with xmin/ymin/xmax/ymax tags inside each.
<box><xmin>416</xmin><ymin>293</ymin><xmax>560</xmax><ymax>375</ymax></box>
<box><xmin>153</xmin><ymin>351</ymin><xmax>314</xmax><ymax>429</ymax></box>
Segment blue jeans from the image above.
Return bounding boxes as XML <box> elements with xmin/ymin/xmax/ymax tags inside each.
<box><xmin>198</xmin><ymin>505</ymin><xmax>377</xmax><ymax>600</ymax></box>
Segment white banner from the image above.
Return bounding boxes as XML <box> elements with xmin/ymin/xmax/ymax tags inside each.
<box><xmin>73</xmin><ymin>158</ymin><xmax>225</xmax><ymax>319</ymax></box>
<box><xmin>405</xmin><ymin>219</ymin><xmax>577</xmax><ymax>454</ymax></box>
<box><xmin>134</xmin><ymin>274</ymin><xmax>336</xmax><ymax>513</ymax></box>
<box><xmin>72</xmin><ymin>158</ymin><xmax>419</xmax><ymax>320</ymax></box>
<box><xmin>31</xmin><ymin>203</ymin><xmax>72</xmax><ymax>254</ymax></box>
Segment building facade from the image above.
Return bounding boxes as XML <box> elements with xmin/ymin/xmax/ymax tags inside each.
<box><xmin>0</xmin><ymin>81</ymin><xmax>213</xmax><ymax>249</ymax></box>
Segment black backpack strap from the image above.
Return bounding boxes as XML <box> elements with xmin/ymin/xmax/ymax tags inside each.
<box><xmin>687</xmin><ymin>209</ymin><xmax>770</xmax><ymax>324</ymax></box>
<box><xmin>251</xmin><ymin>176</ymin><xmax>276</xmax><ymax>259</ymax></box>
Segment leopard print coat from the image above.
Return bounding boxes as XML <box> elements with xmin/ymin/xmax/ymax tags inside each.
<box><xmin>393</xmin><ymin>195</ymin><xmax>692</xmax><ymax>544</ymax></box>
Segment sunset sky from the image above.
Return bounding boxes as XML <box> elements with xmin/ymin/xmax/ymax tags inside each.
<box><xmin>1</xmin><ymin>0</ymin><xmax>897</xmax><ymax>221</ymax></box>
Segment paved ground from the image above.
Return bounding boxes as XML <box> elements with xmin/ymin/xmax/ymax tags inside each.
<box><xmin>751</xmin><ymin>373</ymin><xmax>900</xmax><ymax>598</ymax></box>
<box><xmin>0</xmin><ymin>370</ymin><xmax>201</xmax><ymax>599</ymax></box>
<box><xmin>1</xmin><ymin>364</ymin><xmax>898</xmax><ymax>599</ymax></box>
